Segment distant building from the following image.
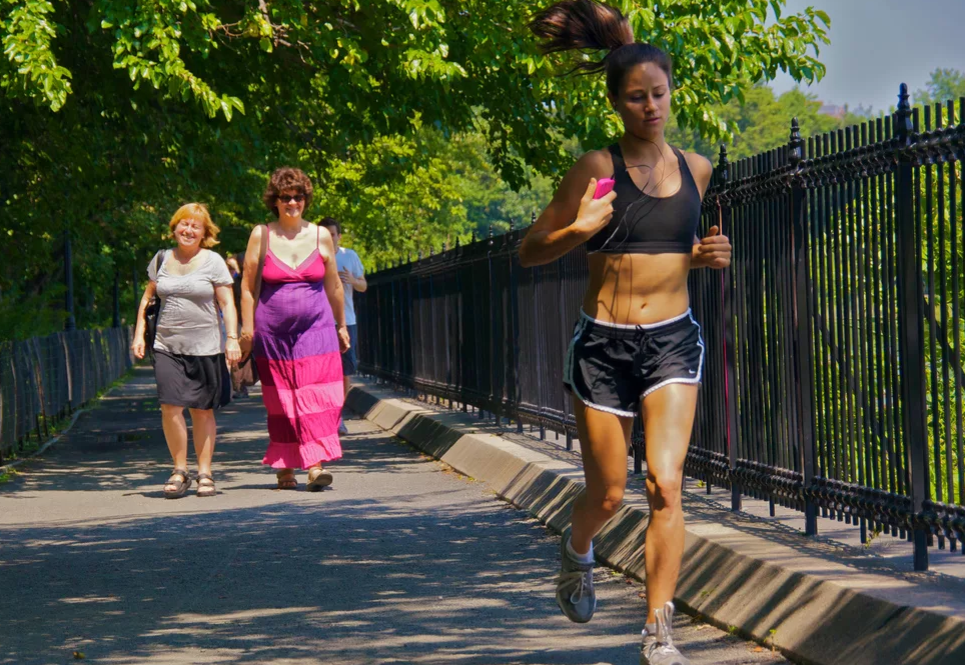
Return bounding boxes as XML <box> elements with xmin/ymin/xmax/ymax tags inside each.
<box><xmin>819</xmin><ymin>103</ymin><xmax>847</xmax><ymax>119</ymax></box>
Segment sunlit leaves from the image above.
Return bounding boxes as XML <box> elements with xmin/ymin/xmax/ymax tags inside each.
<box><xmin>1</xmin><ymin>0</ymin><xmax>72</xmax><ymax>110</ymax></box>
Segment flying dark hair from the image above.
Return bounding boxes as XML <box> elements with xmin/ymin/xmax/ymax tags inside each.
<box><xmin>528</xmin><ymin>0</ymin><xmax>673</xmax><ymax>96</ymax></box>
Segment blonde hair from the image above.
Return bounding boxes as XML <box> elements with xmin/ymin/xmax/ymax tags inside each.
<box><xmin>168</xmin><ymin>203</ymin><xmax>220</xmax><ymax>248</ymax></box>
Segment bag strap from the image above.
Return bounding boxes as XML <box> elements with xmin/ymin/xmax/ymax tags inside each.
<box><xmin>152</xmin><ymin>249</ymin><xmax>166</xmax><ymax>282</ymax></box>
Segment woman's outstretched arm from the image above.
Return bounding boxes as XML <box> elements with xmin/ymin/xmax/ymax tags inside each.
<box><xmin>518</xmin><ymin>150</ymin><xmax>616</xmax><ymax>267</ymax></box>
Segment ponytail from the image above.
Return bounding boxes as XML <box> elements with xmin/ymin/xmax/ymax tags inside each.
<box><xmin>528</xmin><ymin>0</ymin><xmax>633</xmax><ymax>75</ymax></box>
<box><xmin>529</xmin><ymin>0</ymin><xmax>673</xmax><ymax>95</ymax></box>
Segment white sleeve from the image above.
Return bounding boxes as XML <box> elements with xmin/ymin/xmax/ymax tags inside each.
<box><xmin>209</xmin><ymin>254</ymin><xmax>234</xmax><ymax>287</ymax></box>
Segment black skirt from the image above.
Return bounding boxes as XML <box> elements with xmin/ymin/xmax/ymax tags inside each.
<box><xmin>154</xmin><ymin>351</ymin><xmax>231</xmax><ymax>410</ymax></box>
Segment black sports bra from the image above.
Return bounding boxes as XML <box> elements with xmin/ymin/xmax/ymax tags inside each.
<box><xmin>585</xmin><ymin>144</ymin><xmax>702</xmax><ymax>254</ymax></box>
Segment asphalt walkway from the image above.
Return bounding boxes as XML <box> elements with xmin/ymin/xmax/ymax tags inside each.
<box><xmin>0</xmin><ymin>368</ymin><xmax>786</xmax><ymax>665</ymax></box>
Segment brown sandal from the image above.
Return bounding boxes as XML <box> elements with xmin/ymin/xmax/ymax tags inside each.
<box><xmin>163</xmin><ymin>469</ymin><xmax>192</xmax><ymax>499</ymax></box>
<box><xmin>306</xmin><ymin>467</ymin><xmax>333</xmax><ymax>492</ymax></box>
<box><xmin>196</xmin><ymin>473</ymin><xmax>216</xmax><ymax>498</ymax></box>
<box><xmin>276</xmin><ymin>470</ymin><xmax>298</xmax><ymax>490</ymax></box>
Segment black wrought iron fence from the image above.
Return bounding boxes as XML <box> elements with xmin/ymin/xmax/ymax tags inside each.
<box><xmin>357</xmin><ymin>84</ymin><xmax>965</xmax><ymax>571</ymax></box>
<box><xmin>0</xmin><ymin>327</ymin><xmax>133</xmax><ymax>461</ymax></box>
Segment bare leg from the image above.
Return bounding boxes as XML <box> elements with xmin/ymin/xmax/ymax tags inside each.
<box><xmin>160</xmin><ymin>404</ymin><xmax>189</xmax><ymax>492</ymax></box>
<box><xmin>641</xmin><ymin>383</ymin><xmax>698</xmax><ymax>624</ymax></box>
<box><xmin>188</xmin><ymin>408</ymin><xmax>217</xmax><ymax>477</ymax></box>
<box><xmin>569</xmin><ymin>397</ymin><xmax>634</xmax><ymax>555</ymax></box>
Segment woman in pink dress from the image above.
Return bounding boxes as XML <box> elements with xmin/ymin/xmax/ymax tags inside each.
<box><xmin>239</xmin><ymin>168</ymin><xmax>351</xmax><ymax>490</ymax></box>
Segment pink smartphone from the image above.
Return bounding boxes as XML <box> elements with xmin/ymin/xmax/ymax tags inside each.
<box><xmin>593</xmin><ymin>178</ymin><xmax>615</xmax><ymax>199</ymax></box>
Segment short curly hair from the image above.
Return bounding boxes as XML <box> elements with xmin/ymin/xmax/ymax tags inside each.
<box><xmin>263</xmin><ymin>167</ymin><xmax>314</xmax><ymax>217</ymax></box>
<box><xmin>168</xmin><ymin>203</ymin><xmax>220</xmax><ymax>248</ymax></box>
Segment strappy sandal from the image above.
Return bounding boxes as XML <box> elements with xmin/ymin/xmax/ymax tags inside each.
<box><xmin>163</xmin><ymin>468</ymin><xmax>192</xmax><ymax>499</ymax></box>
<box><xmin>306</xmin><ymin>467</ymin><xmax>333</xmax><ymax>492</ymax></box>
<box><xmin>276</xmin><ymin>470</ymin><xmax>298</xmax><ymax>490</ymax></box>
<box><xmin>196</xmin><ymin>473</ymin><xmax>216</xmax><ymax>498</ymax></box>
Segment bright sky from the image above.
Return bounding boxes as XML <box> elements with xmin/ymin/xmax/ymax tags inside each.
<box><xmin>769</xmin><ymin>0</ymin><xmax>965</xmax><ymax>112</ymax></box>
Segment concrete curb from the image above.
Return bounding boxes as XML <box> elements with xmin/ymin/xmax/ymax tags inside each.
<box><xmin>348</xmin><ymin>383</ymin><xmax>965</xmax><ymax>665</ymax></box>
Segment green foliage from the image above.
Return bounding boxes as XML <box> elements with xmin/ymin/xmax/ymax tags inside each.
<box><xmin>1</xmin><ymin>0</ymin><xmax>72</xmax><ymax>110</ymax></box>
<box><xmin>668</xmin><ymin>85</ymin><xmax>868</xmax><ymax>161</ymax></box>
<box><xmin>0</xmin><ymin>0</ymin><xmax>831</xmax><ymax>339</ymax></box>
<box><xmin>311</xmin><ymin>127</ymin><xmax>555</xmax><ymax>270</ymax></box>
<box><xmin>914</xmin><ymin>68</ymin><xmax>965</xmax><ymax>107</ymax></box>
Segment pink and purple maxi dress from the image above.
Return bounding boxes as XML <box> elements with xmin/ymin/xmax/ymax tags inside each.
<box><xmin>255</xmin><ymin>228</ymin><xmax>343</xmax><ymax>469</ymax></box>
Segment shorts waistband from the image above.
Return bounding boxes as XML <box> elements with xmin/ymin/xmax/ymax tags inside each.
<box><xmin>578</xmin><ymin>309</ymin><xmax>696</xmax><ymax>339</ymax></box>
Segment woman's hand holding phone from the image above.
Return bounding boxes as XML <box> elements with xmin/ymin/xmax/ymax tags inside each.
<box><xmin>572</xmin><ymin>178</ymin><xmax>617</xmax><ymax>237</ymax></box>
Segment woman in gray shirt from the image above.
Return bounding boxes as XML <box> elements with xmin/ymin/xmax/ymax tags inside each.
<box><xmin>132</xmin><ymin>203</ymin><xmax>241</xmax><ymax>498</ymax></box>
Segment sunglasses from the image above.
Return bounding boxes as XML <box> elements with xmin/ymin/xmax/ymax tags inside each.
<box><xmin>277</xmin><ymin>194</ymin><xmax>305</xmax><ymax>203</ymax></box>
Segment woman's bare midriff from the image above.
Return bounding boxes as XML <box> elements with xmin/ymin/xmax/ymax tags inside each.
<box><xmin>582</xmin><ymin>252</ymin><xmax>692</xmax><ymax>325</ymax></box>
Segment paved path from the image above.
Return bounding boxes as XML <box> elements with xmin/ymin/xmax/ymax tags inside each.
<box><xmin>0</xmin><ymin>368</ymin><xmax>786</xmax><ymax>665</ymax></box>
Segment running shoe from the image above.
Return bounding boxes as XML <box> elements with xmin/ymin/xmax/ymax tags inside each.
<box><xmin>640</xmin><ymin>601</ymin><xmax>691</xmax><ymax>665</ymax></box>
<box><xmin>555</xmin><ymin>532</ymin><xmax>596</xmax><ymax>623</ymax></box>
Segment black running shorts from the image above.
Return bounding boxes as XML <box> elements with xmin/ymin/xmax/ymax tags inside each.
<box><xmin>563</xmin><ymin>310</ymin><xmax>705</xmax><ymax>417</ymax></box>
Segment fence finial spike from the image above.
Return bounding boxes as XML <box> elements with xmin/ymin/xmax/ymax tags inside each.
<box><xmin>471</xmin><ymin>229</ymin><xmax>477</xmax><ymax>243</ymax></box>
<box><xmin>789</xmin><ymin>117</ymin><xmax>804</xmax><ymax>166</ymax></box>
<box><xmin>717</xmin><ymin>144</ymin><xmax>730</xmax><ymax>184</ymax></box>
<box><xmin>455</xmin><ymin>236</ymin><xmax>461</xmax><ymax>248</ymax></box>
<box><xmin>896</xmin><ymin>82</ymin><xmax>913</xmax><ymax>142</ymax></box>
<box><xmin>531</xmin><ymin>211</ymin><xmax>537</xmax><ymax>225</ymax></box>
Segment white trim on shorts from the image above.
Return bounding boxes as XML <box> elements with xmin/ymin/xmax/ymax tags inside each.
<box><xmin>579</xmin><ymin>308</ymin><xmax>693</xmax><ymax>330</ymax></box>
<box><xmin>564</xmin><ymin>316</ymin><xmax>639</xmax><ymax>418</ymax></box>
<box><xmin>640</xmin><ymin>312</ymin><xmax>705</xmax><ymax>399</ymax></box>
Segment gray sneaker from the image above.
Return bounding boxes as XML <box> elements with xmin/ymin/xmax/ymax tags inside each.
<box><xmin>338</xmin><ymin>420</ymin><xmax>349</xmax><ymax>435</ymax></box>
<box><xmin>555</xmin><ymin>534</ymin><xmax>596</xmax><ymax>623</ymax></box>
<box><xmin>641</xmin><ymin>602</ymin><xmax>691</xmax><ymax>665</ymax></box>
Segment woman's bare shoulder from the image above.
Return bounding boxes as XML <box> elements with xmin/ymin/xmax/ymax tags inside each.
<box><xmin>576</xmin><ymin>148</ymin><xmax>615</xmax><ymax>177</ymax></box>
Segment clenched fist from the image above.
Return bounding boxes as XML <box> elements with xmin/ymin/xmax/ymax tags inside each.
<box><xmin>693</xmin><ymin>225</ymin><xmax>732</xmax><ymax>269</ymax></box>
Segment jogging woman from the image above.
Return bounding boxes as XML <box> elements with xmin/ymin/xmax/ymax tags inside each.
<box><xmin>520</xmin><ymin>2</ymin><xmax>732</xmax><ymax>663</ymax></box>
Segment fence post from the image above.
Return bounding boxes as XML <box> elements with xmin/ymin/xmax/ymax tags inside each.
<box><xmin>717</xmin><ymin>145</ymin><xmax>741</xmax><ymax>513</ymax></box>
<box><xmin>64</xmin><ymin>229</ymin><xmax>76</xmax><ymax>331</ymax></box>
<box><xmin>509</xmin><ymin>219</ymin><xmax>524</xmax><ymax>433</ymax></box>
<box><xmin>488</xmin><ymin>223</ymin><xmax>498</xmax><ymax>424</ymax></box>
<box><xmin>132</xmin><ymin>264</ymin><xmax>139</xmax><ymax>320</ymax></box>
<box><xmin>788</xmin><ymin>118</ymin><xmax>819</xmax><ymax>536</ymax></box>
<box><xmin>894</xmin><ymin>83</ymin><xmax>930</xmax><ymax>571</ymax></box>
<box><xmin>112</xmin><ymin>269</ymin><xmax>121</xmax><ymax>328</ymax></box>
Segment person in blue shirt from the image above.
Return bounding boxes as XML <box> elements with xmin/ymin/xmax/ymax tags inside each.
<box><xmin>322</xmin><ymin>218</ymin><xmax>367</xmax><ymax>435</ymax></box>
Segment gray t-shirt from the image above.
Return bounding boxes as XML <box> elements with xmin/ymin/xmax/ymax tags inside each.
<box><xmin>147</xmin><ymin>249</ymin><xmax>233</xmax><ymax>356</ymax></box>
